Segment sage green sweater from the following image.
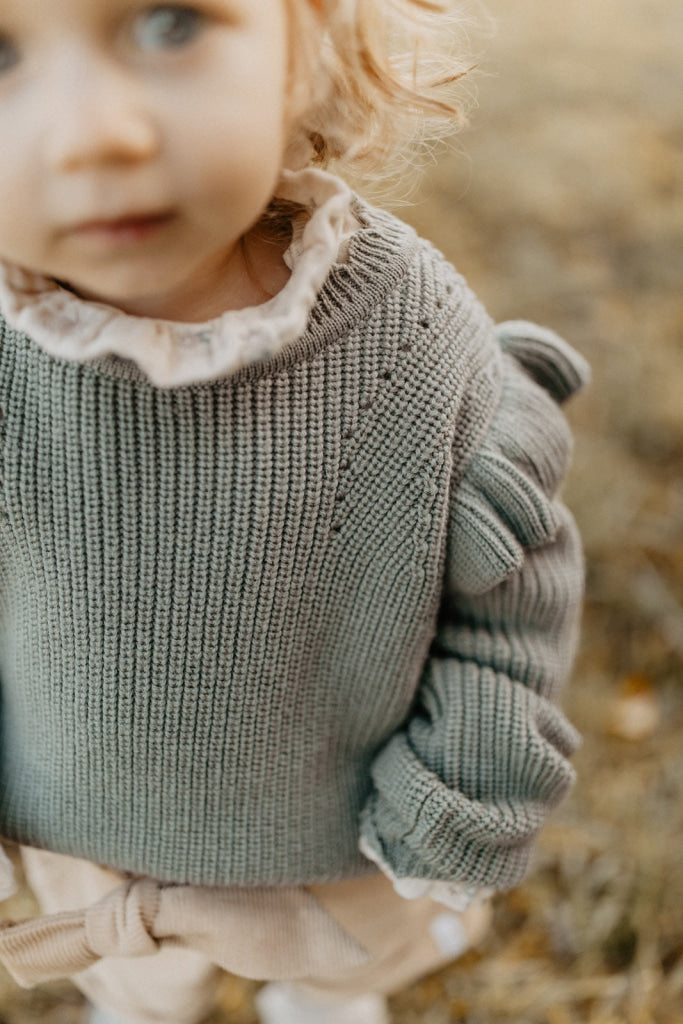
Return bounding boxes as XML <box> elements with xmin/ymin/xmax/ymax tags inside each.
<box><xmin>0</xmin><ymin>202</ymin><xmax>589</xmax><ymax>891</ymax></box>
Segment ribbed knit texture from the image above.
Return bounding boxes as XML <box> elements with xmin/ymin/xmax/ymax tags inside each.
<box><xmin>0</xmin><ymin>202</ymin><xmax>589</xmax><ymax>890</ymax></box>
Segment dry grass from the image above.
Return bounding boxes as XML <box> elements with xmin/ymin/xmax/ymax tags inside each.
<box><xmin>1</xmin><ymin>0</ymin><xmax>681</xmax><ymax>1021</ymax></box>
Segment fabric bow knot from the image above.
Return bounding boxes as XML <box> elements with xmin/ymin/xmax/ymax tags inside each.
<box><xmin>84</xmin><ymin>878</ymin><xmax>161</xmax><ymax>959</ymax></box>
<box><xmin>0</xmin><ymin>876</ymin><xmax>368</xmax><ymax>987</ymax></box>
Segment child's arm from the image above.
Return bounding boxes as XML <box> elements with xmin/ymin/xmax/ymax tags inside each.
<box><xmin>360</xmin><ymin>322</ymin><xmax>589</xmax><ymax>895</ymax></box>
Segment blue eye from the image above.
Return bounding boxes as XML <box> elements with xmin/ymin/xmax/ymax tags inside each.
<box><xmin>0</xmin><ymin>34</ymin><xmax>19</xmax><ymax>74</ymax></box>
<box><xmin>133</xmin><ymin>5</ymin><xmax>204</xmax><ymax>51</ymax></box>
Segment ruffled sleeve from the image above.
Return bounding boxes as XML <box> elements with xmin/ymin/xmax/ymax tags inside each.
<box><xmin>360</xmin><ymin>321</ymin><xmax>590</xmax><ymax>892</ymax></box>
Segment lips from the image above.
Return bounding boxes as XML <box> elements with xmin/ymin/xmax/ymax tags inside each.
<box><xmin>66</xmin><ymin>210</ymin><xmax>176</xmax><ymax>245</ymax></box>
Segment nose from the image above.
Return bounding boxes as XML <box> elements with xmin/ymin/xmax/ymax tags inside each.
<box><xmin>44</xmin><ymin>54</ymin><xmax>160</xmax><ymax>171</ymax></box>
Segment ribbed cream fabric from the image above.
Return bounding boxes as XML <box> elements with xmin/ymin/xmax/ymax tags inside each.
<box><xmin>2</xmin><ymin>847</ymin><xmax>489</xmax><ymax>1019</ymax></box>
<box><xmin>0</xmin><ymin>196</ymin><xmax>589</xmax><ymax>895</ymax></box>
<box><xmin>0</xmin><ymin>862</ymin><xmax>367</xmax><ymax>987</ymax></box>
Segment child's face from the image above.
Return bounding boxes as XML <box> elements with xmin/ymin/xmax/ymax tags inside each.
<box><xmin>0</xmin><ymin>0</ymin><xmax>291</xmax><ymax>317</ymax></box>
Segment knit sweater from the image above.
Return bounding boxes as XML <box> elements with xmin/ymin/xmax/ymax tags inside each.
<box><xmin>0</xmin><ymin>198</ymin><xmax>589</xmax><ymax>892</ymax></box>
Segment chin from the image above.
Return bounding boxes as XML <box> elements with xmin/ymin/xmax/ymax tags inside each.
<box><xmin>64</xmin><ymin>273</ymin><xmax>177</xmax><ymax>313</ymax></box>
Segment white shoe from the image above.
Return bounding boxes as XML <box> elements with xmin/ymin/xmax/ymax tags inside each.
<box><xmin>255</xmin><ymin>982</ymin><xmax>390</xmax><ymax>1024</ymax></box>
<box><xmin>429</xmin><ymin>899</ymin><xmax>492</xmax><ymax>962</ymax></box>
<box><xmin>84</xmin><ymin>1007</ymin><xmax>140</xmax><ymax>1024</ymax></box>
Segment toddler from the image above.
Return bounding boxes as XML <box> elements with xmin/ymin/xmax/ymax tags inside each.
<box><xmin>0</xmin><ymin>1</ymin><xmax>589</xmax><ymax>1023</ymax></box>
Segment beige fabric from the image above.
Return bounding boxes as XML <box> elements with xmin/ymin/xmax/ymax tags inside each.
<box><xmin>19</xmin><ymin>849</ymin><xmax>219</xmax><ymax>1024</ymax></box>
<box><xmin>305</xmin><ymin>873</ymin><xmax>491</xmax><ymax>998</ymax></box>
<box><xmin>4</xmin><ymin>847</ymin><xmax>490</xmax><ymax>1024</ymax></box>
<box><xmin>1</xmin><ymin>850</ymin><xmax>367</xmax><ymax>987</ymax></box>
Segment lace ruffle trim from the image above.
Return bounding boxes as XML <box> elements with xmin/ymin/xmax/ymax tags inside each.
<box><xmin>0</xmin><ymin>168</ymin><xmax>356</xmax><ymax>389</ymax></box>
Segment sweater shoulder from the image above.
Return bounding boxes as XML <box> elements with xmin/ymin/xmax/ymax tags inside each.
<box><xmin>346</xmin><ymin>198</ymin><xmax>503</xmax><ymax>390</ymax></box>
<box><xmin>350</xmin><ymin>198</ymin><xmax>496</xmax><ymax>342</ymax></box>
<box><xmin>344</xmin><ymin>202</ymin><xmax>505</xmax><ymax>462</ymax></box>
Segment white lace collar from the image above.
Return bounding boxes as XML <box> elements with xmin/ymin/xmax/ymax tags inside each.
<box><xmin>0</xmin><ymin>169</ymin><xmax>355</xmax><ymax>388</ymax></box>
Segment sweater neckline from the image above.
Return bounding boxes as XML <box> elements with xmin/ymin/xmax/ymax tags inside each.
<box><xmin>0</xmin><ymin>172</ymin><xmax>417</xmax><ymax>391</ymax></box>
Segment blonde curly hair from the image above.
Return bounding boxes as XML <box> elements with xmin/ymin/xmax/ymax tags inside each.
<box><xmin>284</xmin><ymin>0</ymin><xmax>475</xmax><ymax>186</ymax></box>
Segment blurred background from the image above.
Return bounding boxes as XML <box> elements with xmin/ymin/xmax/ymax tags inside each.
<box><xmin>1</xmin><ymin>0</ymin><xmax>681</xmax><ymax>1021</ymax></box>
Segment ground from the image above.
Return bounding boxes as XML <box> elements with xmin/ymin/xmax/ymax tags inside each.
<box><xmin>1</xmin><ymin>0</ymin><xmax>681</xmax><ymax>1021</ymax></box>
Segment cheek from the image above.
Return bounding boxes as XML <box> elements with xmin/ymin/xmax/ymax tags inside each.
<box><xmin>169</xmin><ymin>88</ymin><xmax>288</xmax><ymax>212</ymax></box>
<box><xmin>0</xmin><ymin>167</ymin><xmax>42</xmax><ymax>261</ymax></box>
<box><xmin>196</xmin><ymin>140</ymin><xmax>284</xmax><ymax>236</ymax></box>
<box><xmin>0</xmin><ymin>108</ymin><xmax>47</xmax><ymax>256</ymax></box>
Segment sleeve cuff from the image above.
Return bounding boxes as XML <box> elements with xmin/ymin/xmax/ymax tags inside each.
<box><xmin>359</xmin><ymin>835</ymin><xmax>492</xmax><ymax>912</ymax></box>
